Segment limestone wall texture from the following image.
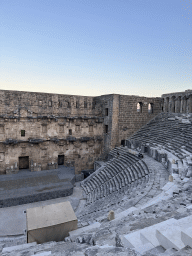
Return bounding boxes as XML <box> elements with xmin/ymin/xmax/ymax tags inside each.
<box><xmin>118</xmin><ymin>95</ymin><xmax>162</xmax><ymax>145</ymax></box>
<box><xmin>0</xmin><ymin>90</ymin><xmax>104</xmax><ymax>174</ymax></box>
<box><xmin>0</xmin><ymin>89</ymin><xmax>162</xmax><ymax>174</ymax></box>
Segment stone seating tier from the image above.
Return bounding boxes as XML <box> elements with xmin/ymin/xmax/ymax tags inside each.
<box><xmin>127</xmin><ymin>113</ymin><xmax>192</xmax><ymax>161</ymax></box>
<box><xmin>82</xmin><ymin>156</ymin><xmax>149</xmax><ymax>204</ymax></box>
<box><xmin>81</xmin><ymin>151</ymin><xmax>140</xmax><ymax>191</ymax></box>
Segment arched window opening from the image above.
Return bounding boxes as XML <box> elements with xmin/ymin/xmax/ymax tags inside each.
<box><xmin>148</xmin><ymin>103</ymin><xmax>154</xmax><ymax>114</ymax></box>
<box><xmin>137</xmin><ymin>102</ymin><xmax>143</xmax><ymax>113</ymax></box>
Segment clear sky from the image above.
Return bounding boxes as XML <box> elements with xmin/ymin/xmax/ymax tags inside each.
<box><xmin>0</xmin><ymin>0</ymin><xmax>191</xmax><ymax>97</ymax></box>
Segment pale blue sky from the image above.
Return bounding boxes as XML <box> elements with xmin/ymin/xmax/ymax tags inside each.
<box><xmin>0</xmin><ymin>0</ymin><xmax>191</xmax><ymax>97</ymax></box>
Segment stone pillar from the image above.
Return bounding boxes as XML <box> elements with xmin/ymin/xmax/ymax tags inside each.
<box><xmin>163</xmin><ymin>98</ymin><xmax>166</xmax><ymax>112</ymax></box>
<box><xmin>175</xmin><ymin>97</ymin><xmax>179</xmax><ymax>113</ymax></box>
<box><xmin>180</xmin><ymin>97</ymin><xmax>184</xmax><ymax>113</ymax></box>
<box><xmin>169</xmin><ymin>97</ymin><xmax>175</xmax><ymax>113</ymax></box>
<box><xmin>172</xmin><ymin>97</ymin><xmax>175</xmax><ymax>112</ymax></box>
<box><xmin>111</xmin><ymin>94</ymin><xmax>119</xmax><ymax>148</ymax></box>
<box><xmin>183</xmin><ymin>97</ymin><xmax>187</xmax><ymax>113</ymax></box>
<box><xmin>178</xmin><ymin>97</ymin><xmax>181</xmax><ymax>113</ymax></box>
<box><xmin>164</xmin><ymin>98</ymin><xmax>168</xmax><ymax>112</ymax></box>
<box><xmin>188</xmin><ymin>95</ymin><xmax>192</xmax><ymax>113</ymax></box>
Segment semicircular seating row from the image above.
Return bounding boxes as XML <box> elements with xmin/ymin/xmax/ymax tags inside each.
<box><xmin>81</xmin><ymin>147</ymin><xmax>149</xmax><ymax>205</ymax></box>
<box><xmin>127</xmin><ymin>113</ymin><xmax>192</xmax><ymax>160</ymax></box>
<box><xmin>78</xmin><ymin>175</ymin><xmax>151</xmax><ymax>222</ymax></box>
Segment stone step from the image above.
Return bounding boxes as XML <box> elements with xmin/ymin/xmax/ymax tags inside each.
<box><xmin>122</xmin><ymin>231</ymin><xmax>154</xmax><ymax>254</ymax></box>
<box><xmin>181</xmin><ymin>227</ymin><xmax>192</xmax><ymax>247</ymax></box>
<box><xmin>122</xmin><ymin>215</ymin><xmax>192</xmax><ymax>253</ymax></box>
<box><xmin>156</xmin><ymin>215</ymin><xmax>192</xmax><ymax>250</ymax></box>
<box><xmin>140</xmin><ymin>218</ymin><xmax>177</xmax><ymax>247</ymax></box>
<box><xmin>34</xmin><ymin>252</ymin><xmax>52</xmax><ymax>256</ymax></box>
<box><xmin>2</xmin><ymin>242</ymin><xmax>37</xmax><ymax>253</ymax></box>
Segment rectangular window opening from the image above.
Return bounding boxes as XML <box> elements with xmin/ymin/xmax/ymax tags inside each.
<box><xmin>105</xmin><ymin>125</ymin><xmax>108</xmax><ymax>134</ymax></box>
<box><xmin>21</xmin><ymin>130</ymin><xmax>25</xmax><ymax>137</ymax></box>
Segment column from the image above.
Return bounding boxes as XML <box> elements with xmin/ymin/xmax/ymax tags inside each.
<box><xmin>188</xmin><ymin>94</ymin><xmax>192</xmax><ymax>113</ymax></box>
<box><xmin>175</xmin><ymin>97</ymin><xmax>179</xmax><ymax>113</ymax></box>
<box><xmin>166</xmin><ymin>97</ymin><xmax>169</xmax><ymax>112</ymax></box>
<box><xmin>183</xmin><ymin>97</ymin><xmax>187</xmax><ymax>113</ymax></box>
<box><xmin>180</xmin><ymin>96</ymin><xmax>184</xmax><ymax>113</ymax></box>
<box><xmin>171</xmin><ymin>97</ymin><xmax>175</xmax><ymax>113</ymax></box>
<box><xmin>163</xmin><ymin>98</ymin><xmax>167</xmax><ymax>112</ymax></box>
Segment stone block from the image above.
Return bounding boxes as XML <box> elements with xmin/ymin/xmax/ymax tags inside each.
<box><xmin>2</xmin><ymin>242</ymin><xmax>37</xmax><ymax>253</ymax></box>
<box><xmin>26</xmin><ymin>201</ymin><xmax>77</xmax><ymax>244</ymax></box>
<box><xmin>181</xmin><ymin>227</ymin><xmax>192</xmax><ymax>247</ymax></box>
<box><xmin>108</xmin><ymin>210</ymin><xmax>115</xmax><ymax>221</ymax></box>
<box><xmin>156</xmin><ymin>215</ymin><xmax>192</xmax><ymax>250</ymax></box>
<box><xmin>122</xmin><ymin>231</ymin><xmax>154</xmax><ymax>254</ymax></box>
<box><xmin>140</xmin><ymin>218</ymin><xmax>177</xmax><ymax>247</ymax></box>
<box><xmin>34</xmin><ymin>252</ymin><xmax>52</xmax><ymax>256</ymax></box>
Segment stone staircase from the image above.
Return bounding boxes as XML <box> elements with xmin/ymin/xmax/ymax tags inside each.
<box><xmin>122</xmin><ymin>215</ymin><xmax>192</xmax><ymax>254</ymax></box>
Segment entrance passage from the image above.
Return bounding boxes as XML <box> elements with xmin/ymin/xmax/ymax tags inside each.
<box><xmin>19</xmin><ymin>156</ymin><xmax>29</xmax><ymax>169</ymax></box>
<box><xmin>121</xmin><ymin>140</ymin><xmax>125</xmax><ymax>146</ymax></box>
<box><xmin>58</xmin><ymin>155</ymin><xmax>64</xmax><ymax>165</ymax></box>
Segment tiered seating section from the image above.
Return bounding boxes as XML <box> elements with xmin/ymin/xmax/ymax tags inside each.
<box><xmin>81</xmin><ymin>147</ymin><xmax>149</xmax><ymax>205</ymax></box>
<box><xmin>127</xmin><ymin>113</ymin><xmax>192</xmax><ymax>160</ymax></box>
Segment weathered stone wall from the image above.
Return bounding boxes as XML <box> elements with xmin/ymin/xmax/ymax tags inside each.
<box><xmin>0</xmin><ymin>89</ymin><xmax>162</xmax><ymax>174</ymax></box>
<box><xmin>0</xmin><ymin>90</ymin><xmax>104</xmax><ymax>174</ymax></box>
<box><xmin>0</xmin><ymin>117</ymin><xmax>103</xmax><ymax>174</ymax></box>
<box><xmin>0</xmin><ymin>90</ymin><xmax>101</xmax><ymax>117</ymax></box>
<box><xmin>93</xmin><ymin>95</ymin><xmax>114</xmax><ymax>155</ymax></box>
<box><xmin>92</xmin><ymin>94</ymin><xmax>162</xmax><ymax>154</ymax></box>
<box><xmin>118</xmin><ymin>95</ymin><xmax>162</xmax><ymax>144</ymax></box>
